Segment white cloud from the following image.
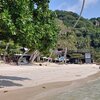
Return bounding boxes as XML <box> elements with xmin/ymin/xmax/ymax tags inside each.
<box><xmin>67</xmin><ymin>3</ymin><xmax>81</xmax><ymax>12</ymax></box>
<box><xmin>79</xmin><ymin>0</ymin><xmax>99</xmax><ymax>8</ymax></box>
<box><xmin>57</xmin><ymin>0</ymin><xmax>99</xmax><ymax>13</ymax></box>
<box><xmin>56</xmin><ymin>2</ymin><xmax>68</xmax><ymax>10</ymax></box>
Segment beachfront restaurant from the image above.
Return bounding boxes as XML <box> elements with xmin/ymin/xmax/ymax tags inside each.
<box><xmin>68</xmin><ymin>51</ymin><xmax>92</xmax><ymax>64</ymax></box>
<box><xmin>56</xmin><ymin>48</ymin><xmax>93</xmax><ymax>64</ymax></box>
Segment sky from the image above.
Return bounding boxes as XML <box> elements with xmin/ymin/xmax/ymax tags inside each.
<box><xmin>49</xmin><ymin>0</ymin><xmax>100</xmax><ymax>19</ymax></box>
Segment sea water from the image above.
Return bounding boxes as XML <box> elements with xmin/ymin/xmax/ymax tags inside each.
<box><xmin>46</xmin><ymin>78</ymin><xmax>100</xmax><ymax>100</ymax></box>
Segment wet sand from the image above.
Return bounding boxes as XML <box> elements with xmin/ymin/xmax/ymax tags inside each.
<box><xmin>0</xmin><ymin>71</ymin><xmax>100</xmax><ymax>100</ymax></box>
<box><xmin>37</xmin><ymin>72</ymin><xmax>100</xmax><ymax>100</ymax></box>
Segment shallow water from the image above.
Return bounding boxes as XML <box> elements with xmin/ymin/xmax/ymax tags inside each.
<box><xmin>46</xmin><ymin>78</ymin><xmax>100</xmax><ymax>100</ymax></box>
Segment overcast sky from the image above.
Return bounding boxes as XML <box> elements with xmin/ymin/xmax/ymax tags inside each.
<box><xmin>49</xmin><ymin>0</ymin><xmax>100</xmax><ymax>19</ymax></box>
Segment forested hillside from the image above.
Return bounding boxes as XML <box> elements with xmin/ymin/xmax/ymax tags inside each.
<box><xmin>55</xmin><ymin>10</ymin><xmax>100</xmax><ymax>62</ymax></box>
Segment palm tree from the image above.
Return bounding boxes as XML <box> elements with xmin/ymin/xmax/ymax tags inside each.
<box><xmin>74</xmin><ymin>0</ymin><xmax>86</xmax><ymax>28</ymax></box>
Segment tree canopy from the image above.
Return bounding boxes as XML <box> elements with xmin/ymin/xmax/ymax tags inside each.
<box><xmin>0</xmin><ymin>0</ymin><xmax>58</xmax><ymax>54</ymax></box>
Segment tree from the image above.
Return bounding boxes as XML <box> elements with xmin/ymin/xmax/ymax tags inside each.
<box><xmin>0</xmin><ymin>0</ymin><xmax>58</xmax><ymax>55</ymax></box>
<box><xmin>32</xmin><ymin>0</ymin><xmax>58</xmax><ymax>54</ymax></box>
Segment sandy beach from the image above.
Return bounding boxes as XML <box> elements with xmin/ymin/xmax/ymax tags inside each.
<box><xmin>0</xmin><ymin>63</ymin><xmax>100</xmax><ymax>100</ymax></box>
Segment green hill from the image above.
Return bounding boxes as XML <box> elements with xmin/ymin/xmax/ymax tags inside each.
<box><xmin>55</xmin><ymin>10</ymin><xmax>100</xmax><ymax>49</ymax></box>
<box><xmin>55</xmin><ymin>10</ymin><xmax>100</xmax><ymax>62</ymax></box>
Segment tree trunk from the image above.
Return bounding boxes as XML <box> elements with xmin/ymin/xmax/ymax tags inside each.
<box><xmin>17</xmin><ymin>49</ymin><xmax>30</xmax><ymax>65</ymax></box>
<box><xmin>29</xmin><ymin>50</ymin><xmax>39</xmax><ymax>63</ymax></box>
<box><xmin>3</xmin><ymin>43</ymin><xmax>9</xmax><ymax>62</ymax></box>
<box><xmin>47</xmin><ymin>50</ymin><xmax>53</xmax><ymax>62</ymax></box>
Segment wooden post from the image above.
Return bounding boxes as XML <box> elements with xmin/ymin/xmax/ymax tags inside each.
<box><xmin>64</xmin><ymin>47</ymin><xmax>67</xmax><ymax>64</ymax></box>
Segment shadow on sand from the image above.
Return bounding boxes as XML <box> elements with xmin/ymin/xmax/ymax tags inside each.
<box><xmin>0</xmin><ymin>75</ymin><xmax>30</xmax><ymax>88</ymax></box>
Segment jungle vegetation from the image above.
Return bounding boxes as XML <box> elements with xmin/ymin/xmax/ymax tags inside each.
<box><xmin>0</xmin><ymin>1</ymin><xmax>100</xmax><ymax>63</ymax></box>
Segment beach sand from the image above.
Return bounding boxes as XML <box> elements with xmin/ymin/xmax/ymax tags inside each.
<box><xmin>0</xmin><ymin>63</ymin><xmax>100</xmax><ymax>100</ymax></box>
